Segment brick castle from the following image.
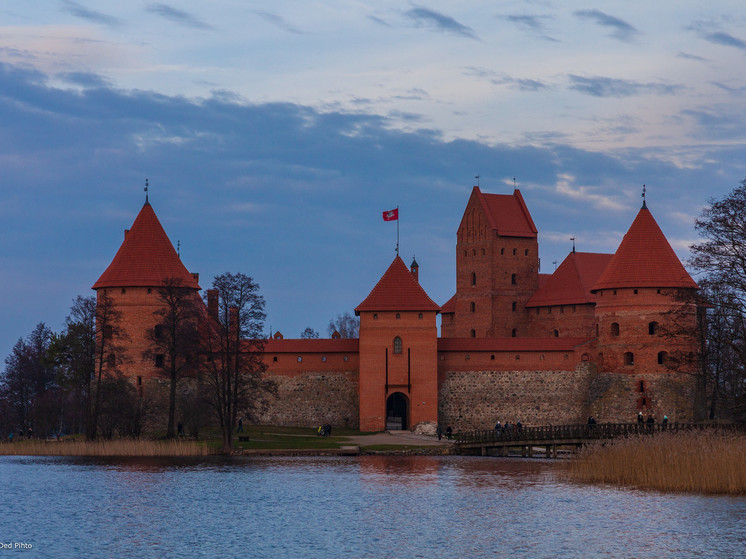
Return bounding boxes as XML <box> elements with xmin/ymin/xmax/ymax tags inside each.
<box><xmin>93</xmin><ymin>187</ymin><xmax>701</xmax><ymax>432</ymax></box>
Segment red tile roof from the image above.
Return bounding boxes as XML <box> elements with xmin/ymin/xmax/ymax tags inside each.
<box><xmin>591</xmin><ymin>206</ymin><xmax>697</xmax><ymax>291</ymax></box>
<box><xmin>264</xmin><ymin>338</ymin><xmax>359</xmax><ymax>353</ymax></box>
<box><xmin>440</xmin><ymin>293</ymin><xmax>456</xmax><ymax>314</ymax></box>
<box><xmin>355</xmin><ymin>256</ymin><xmax>440</xmax><ymax>313</ymax></box>
<box><xmin>526</xmin><ymin>252</ymin><xmax>613</xmax><ymax>307</ymax></box>
<box><xmin>474</xmin><ymin>187</ymin><xmax>538</xmax><ymax>238</ymax></box>
<box><xmin>437</xmin><ymin>337</ymin><xmax>590</xmax><ymax>352</ymax></box>
<box><xmin>92</xmin><ymin>202</ymin><xmax>200</xmax><ymax>290</ymax></box>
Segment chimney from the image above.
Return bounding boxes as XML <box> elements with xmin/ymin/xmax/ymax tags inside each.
<box><xmin>207</xmin><ymin>289</ymin><xmax>218</xmax><ymax>322</ymax></box>
<box><xmin>124</xmin><ymin>229</ymin><xmax>129</xmax><ymax>239</ymax></box>
<box><xmin>410</xmin><ymin>257</ymin><xmax>419</xmax><ymax>284</ymax></box>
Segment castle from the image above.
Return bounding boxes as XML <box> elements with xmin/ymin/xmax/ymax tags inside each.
<box><xmin>93</xmin><ymin>186</ymin><xmax>701</xmax><ymax>432</ymax></box>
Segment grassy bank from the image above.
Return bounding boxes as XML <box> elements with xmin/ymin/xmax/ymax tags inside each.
<box><xmin>565</xmin><ymin>430</ymin><xmax>746</xmax><ymax>495</ymax></box>
<box><xmin>0</xmin><ymin>438</ymin><xmax>210</xmax><ymax>457</ymax></box>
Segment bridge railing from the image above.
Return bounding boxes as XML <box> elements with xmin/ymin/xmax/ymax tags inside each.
<box><xmin>455</xmin><ymin>422</ymin><xmax>745</xmax><ymax>446</ymax></box>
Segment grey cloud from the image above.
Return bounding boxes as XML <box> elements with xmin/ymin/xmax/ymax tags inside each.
<box><xmin>368</xmin><ymin>15</ymin><xmax>392</xmax><ymax>27</ymax></box>
<box><xmin>568</xmin><ymin>75</ymin><xmax>681</xmax><ymax>97</ymax></box>
<box><xmin>254</xmin><ymin>11</ymin><xmax>302</xmax><ymax>34</ymax></box>
<box><xmin>688</xmin><ymin>21</ymin><xmax>746</xmax><ymax>51</ymax></box>
<box><xmin>501</xmin><ymin>14</ymin><xmax>558</xmax><ymax>42</ymax></box>
<box><xmin>463</xmin><ymin>67</ymin><xmax>548</xmax><ymax>91</ymax></box>
<box><xmin>405</xmin><ymin>7</ymin><xmax>476</xmax><ymax>39</ymax></box>
<box><xmin>146</xmin><ymin>3</ymin><xmax>213</xmax><ymax>30</ymax></box>
<box><xmin>62</xmin><ymin>0</ymin><xmax>122</xmax><ymax>28</ymax></box>
<box><xmin>57</xmin><ymin>72</ymin><xmax>112</xmax><ymax>88</ymax></box>
<box><xmin>574</xmin><ymin>9</ymin><xmax>639</xmax><ymax>42</ymax></box>
<box><xmin>677</xmin><ymin>52</ymin><xmax>708</xmax><ymax>62</ymax></box>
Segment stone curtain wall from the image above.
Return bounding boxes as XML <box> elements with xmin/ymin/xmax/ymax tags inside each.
<box><xmin>438</xmin><ymin>363</ymin><xmax>596</xmax><ymax>431</ymax></box>
<box><xmin>588</xmin><ymin>372</ymin><xmax>696</xmax><ymax>424</ymax></box>
<box><xmin>256</xmin><ymin>371</ymin><xmax>360</xmax><ymax>428</ymax></box>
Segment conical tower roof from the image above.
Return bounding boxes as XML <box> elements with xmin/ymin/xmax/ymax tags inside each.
<box><xmin>355</xmin><ymin>256</ymin><xmax>440</xmax><ymax>313</ymax></box>
<box><xmin>591</xmin><ymin>206</ymin><xmax>697</xmax><ymax>292</ymax></box>
<box><xmin>92</xmin><ymin>202</ymin><xmax>200</xmax><ymax>290</ymax></box>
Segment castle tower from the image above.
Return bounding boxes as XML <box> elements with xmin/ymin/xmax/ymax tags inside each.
<box><xmin>590</xmin><ymin>202</ymin><xmax>699</xmax><ymax>418</ymax></box>
<box><xmin>92</xmin><ymin>200</ymin><xmax>201</xmax><ymax>384</ymax></box>
<box><xmin>355</xmin><ymin>256</ymin><xmax>440</xmax><ymax>432</ymax></box>
<box><xmin>441</xmin><ymin>187</ymin><xmax>539</xmax><ymax>338</ymax></box>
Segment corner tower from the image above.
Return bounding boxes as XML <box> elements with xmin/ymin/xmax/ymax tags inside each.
<box><xmin>355</xmin><ymin>256</ymin><xmax>440</xmax><ymax>432</ymax></box>
<box><xmin>441</xmin><ymin>187</ymin><xmax>539</xmax><ymax>338</ymax></box>
<box><xmin>92</xmin><ymin>200</ymin><xmax>201</xmax><ymax>383</ymax></box>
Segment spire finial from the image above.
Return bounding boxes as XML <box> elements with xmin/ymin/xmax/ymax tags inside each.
<box><xmin>145</xmin><ymin>178</ymin><xmax>149</xmax><ymax>204</ymax></box>
<box><xmin>177</xmin><ymin>240</ymin><xmax>180</xmax><ymax>257</ymax></box>
<box><xmin>513</xmin><ymin>176</ymin><xmax>517</xmax><ymax>190</ymax></box>
<box><xmin>641</xmin><ymin>184</ymin><xmax>647</xmax><ymax>209</ymax></box>
<box><xmin>570</xmin><ymin>236</ymin><xmax>576</xmax><ymax>254</ymax></box>
<box><xmin>475</xmin><ymin>175</ymin><xmax>480</xmax><ymax>187</ymax></box>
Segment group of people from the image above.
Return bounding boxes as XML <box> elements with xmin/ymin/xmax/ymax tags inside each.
<box><xmin>637</xmin><ymin>411</ymin><xmax>669</xmax><ymax>428</ymax></box>
<box><xmin>494</xmin><ymin>420</ymin><xmax>522</xmax><ymax>435</ymax></box>
<box><xmin>317</xmin><ymin>424</ymin><xmax>332</xmax><ymax>437</ymax></box>
<box><xmin>436</xmin><ymin>424</ymin><xmax>453</xmax><ymax>440</ymax></box>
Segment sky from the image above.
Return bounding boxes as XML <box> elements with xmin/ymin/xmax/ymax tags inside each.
<box><xmin>2</xmin><ymin>1</ymin><xmax>746</xmax><ymax>360</ymax></box>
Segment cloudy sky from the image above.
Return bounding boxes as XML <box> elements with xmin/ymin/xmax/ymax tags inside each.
<box><xmin>2</xmin><ymin>1</ymin><xmax>746</xmax><ymax>358</ymax></box>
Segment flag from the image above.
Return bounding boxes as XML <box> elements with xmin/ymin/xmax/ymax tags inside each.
<box><xmin>382</xmin><ymin>208</ymin><xmax>399</xmax><ymax>221</ymax></box>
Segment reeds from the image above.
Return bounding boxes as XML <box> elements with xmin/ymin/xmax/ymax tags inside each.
<box><xmin>565</xmin><ymin>430</ymin><xmax>746</xmax><ymax>494</ymax></box>
<box><xmin>0</xmin><ymin>438</ymin><xmax>211</xmax><ymax>457</ymax></box>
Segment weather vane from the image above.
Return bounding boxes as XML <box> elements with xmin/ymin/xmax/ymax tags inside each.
<box><xmin>145</xmin><ymin>178</ymin><xmax>149</xmax><ymax>204</ymax></box>
<box><xmin>642</xmin><ymin>184</ymin><xmax>647</xmax><ymax>209</ymax></box>
<box><xmin>570</xmin><ymin>236</ymin><xmax>576</xmax><ymax>253</ymax></box>
<box><xmin>513</xmin><ymin>176</ymin><xmax>517</xmax><ymax>190</ymax></box>
<box><xmin>475</xmin><ymin>175</ymin><xmax>480</xmax><ymax>187</ymax></box>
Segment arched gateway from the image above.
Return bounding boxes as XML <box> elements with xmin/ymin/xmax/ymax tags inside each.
<box><xmin>386</xmin><ymin>392</ymin><xmax>408</xmax><ymax>430</ymax></box>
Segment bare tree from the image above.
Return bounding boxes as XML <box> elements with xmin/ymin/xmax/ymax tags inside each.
<box><xmin>145</xmin><ymin>278</ymin><xmax>202</xmax><ymax>438</ymax></box>
<box><xmin>202</xmin><ymin>273</ymin><xmax>268</xmax><ymax>453</ymax></box>
<box><xmin>300</xmin><ymin>327</ymin><xmax>319</xmax><ymax>339</ymax></box>
<box><xmin>327</xmin><ymin>312</ymin><xmax>359</xmax><ymax>338</ymax></box>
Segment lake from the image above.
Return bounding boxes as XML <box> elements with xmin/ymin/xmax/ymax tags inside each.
<box><xmin>2</xmin><ymin>455</ymin><xmax>745</xmax><ymax>558</ymax></box>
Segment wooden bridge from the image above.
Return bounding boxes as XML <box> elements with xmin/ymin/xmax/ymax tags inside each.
<box><xmin>455</xmin><ymin>422</ymin><xmax>743</xmax><ymax>458</ymax></box>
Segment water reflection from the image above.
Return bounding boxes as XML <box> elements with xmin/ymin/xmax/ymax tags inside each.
<box><xmin>1</xmin><ymin>455</ymin><xmax>745</xmax><ymax>559</ymax></box>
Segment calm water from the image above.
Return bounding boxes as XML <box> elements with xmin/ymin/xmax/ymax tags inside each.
<box><xmin>1</xmin><ymin>455</ymin><xmax>745</xmax><ymax>558</ymax></box>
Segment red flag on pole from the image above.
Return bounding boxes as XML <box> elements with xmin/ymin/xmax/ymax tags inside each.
<box><xmin>382</xmin><ymin>208</ymin><xmax>399</xmax><ymax>221</ymax></box>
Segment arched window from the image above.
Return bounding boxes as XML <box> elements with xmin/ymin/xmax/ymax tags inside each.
<box><xmin>553</xmin><ymin>329</ymin><xmax>559</xmax><ymax>338</ymax></box>
<box><xmin>511</xmin><ymin>328</ymin><xmax>517</xmax><ymax>337</ymax></box>
<box><xmin>470</xmin><ymin>301</ymin><xmax>475</xmax><ymax>313</ymax></box>
<box><xmin>611</xmin><ymin>322</ymin><xmax>620</xmax><ymax>337</ymax></box>
<box><xmin>624</xmin><ymin>352</ymin><xmax>634</xmax><ymax>365</ymax></box>
<box><xmin>639</xmin><ymin>380</ymin><xmax>645</xmax><ymax>392</ymax></box>
<box><xmin>471</xmin><ymin>272</ymin><xmax>476</xmax><ymax>286</ymax></box>
<box><xmin>658</xmin><ymin>351</ymin><xmax>668</xmax><ymax>365</ymax></box>
<box><xmin>649</xmin><ymin>321</ymin><xmax>659</xmax><ymax>335</ymax></box>
<box><xmin>511</xmin><ymin>274</ymin><xmax>516</xmax><ymax>285</ymax></box>
<box><xmin>393</xmin><ymin>336</ymin><xmax>402</xmax><ymax>354</ymax></box>
<box><xmin>470</xmin><ymin>329</ymin><xmax>476</xmax><ymax>338</ymax></box>
<box><xmin>512</xmin><ymin>301</ymin><xmax>517</xmax><ymax>312</ymax></box>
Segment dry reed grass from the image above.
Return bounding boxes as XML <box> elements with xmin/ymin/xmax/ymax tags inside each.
<box><xmin>565</xmin><ymin>430</ymin><xmax>746</xmax><ymax>494</ymax></box>
<box><xmin>0</xmin><ymin>438</ymin><xmax>211</xmax><ymax>457</ymax></box>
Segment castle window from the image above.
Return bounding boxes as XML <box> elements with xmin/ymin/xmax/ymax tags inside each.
<box><xmin>121</xmin><ymin>288</ymin><xmax>126</xmax><ymax>294</ymax></box>
<box><xmin>613</xmin><ymin>290</ymin><xmax>617</xmax><ymax>295</ymax></box>
<box><xmin>147</xmin><ymin>288</ymin><xmax>152</xmax><ymax>294</ymax></box>
<box><xmin>470</xmin><ymin>329</ymin><xmax>476</xmax><ymax>338</ymax></box>
<box><xmin>155</xmin><ymin>354</ymin><xmax>164</xmax><ymax>368</ymax></box>
<box><xmin>582</xmin><ymin>353</ymin><xmax>589</xmax><ymax>361</ymax></box>
<box><xmin>512</xmin><ymin>302</ymin><xmax>517</xmax><ymax>312</ymax></box>
<box><xmin>470</xmin><ymin>302</ymin><xmax>475</xmax><ymax>313</ymax></box>
<box><xmin>596</xmin><ymin>324</ymin><xmax>599</xmax><ymax>337</ymax></box>
<box><xmin>515</xmin><ymin>354</ymin><xmax>520</xmax><ymax>360</ymax></box>
<box><xmin>624</xmin><ymin>352</ymin><xmax>634</xmax><ymax>365</ymax></box>
<box><xmin>273</xmin><ymin>356</ymin><xmax>278</xmax><ymax>362</ymax></box>
<box><xmin>658</xmin><ymin>351</ymin><xmax>668</xmax><ymax>365</ymax></box>
<box><xmin>501</xmin><ymin>248</ymin><xmax>505</xmax><ymax>255</ymax></box>
<box><xmin>396</xmin><ymin>313</ymin><xmax>400</xmax><ymax>319</ymax></box>
<box><xmin>297</xmin><ymin>356</ymin><xmax>303</xmax><ymax>362</ymax></box>
<box><xmin>564</xmin><ymin>354</ymin><xmax>569</xmax><ymax>360</ymax></box>
<box><xmin>634</xmin><ymin>289</ymin><xmax>638</xmax><ymax>294</ymax></box>
<box><xmin>639</xmin><ymin>380</ymin><xmax>645</xmax><ymax>392</ymax></box>
<box><xmin>657</xmin><ymin>289</ymin><xmax>661</xmax><ymax>294</ymax></box>
<box><xmin>540</xmin><ymin>354</ymin><xmax>545</xmax><ymax>360</ymax></box>
<box><xmin>418</xmin><ymin>313</ymin><xmax>423</xmax><ymax>319</ymax></box>
<box><xmin>463</xmin><ymin>250</ymin><xmax>467</xmax><ymax>257</ymax></box>
<box><xmin>553</xmin><ymin>329</ymin><xmax>559</xmax><ymax>338</ymax></box>
<box><xmin>465</xmin><ymin>354</ymin><xmax>470</xmax><ymax>361</ymax></box>
<box><xmin>344</xmin><ymin>355</ymin><xmax>349</xmax><ymax>362</ymax></box>
<box><xmin>471</xmin><ymin>272</ymin><xmax>476</xmax><ymax>286</ymax></box>
<box><xmin>611</xmin><ymin>323</ymin><xmax>620</xmax><ymax>337</ymax></box>
<box><xmin>648</xmin><ymin>322</ymin><xmax>659</xmax><ymax>335</ymax></box>
<box><xmin>321</xmin><ymin>355</ymin><xmax>327</xmax><ymax>362</ymax></box>
<box><xmin>393</xmin><ymin>336</ymin><xmax>402</xmax><ymax>354</ymax></box>
<box><xmin>373</xmin><ymin>313</ymin><xmax>378</xmax><ymax>320</ymax></box>
<box><xmin>137</xmin><ymin>376</ymin><xmax>142</xmax><ymax>386</ymax></box>
<box><xmin>511</xmin><ymin>329</ymin><xmax>517</xmax><ymax>337</ymax></box>
<box><xmin>511</xmin><ymin>274</ymin><xmax>516</xmax><ymax>285</ymax></box>
<box><xmin>482</xmin><ymin>248</ymin><xmax>486</xmax><ymax>255</ymax></box>
<box><xmin>490</xmin><ymin>354</ymin><xmax>495</xmax><ymax>360</ymax></box>
<box><xmin>525</xmin><ymin>249</ymin><xmax>529</xmax><ymax>256</ymax></box>
<box><xmin>513</xmin><ymin>249</ymin><xmax>517</xmax><ymax>255</ymax></box>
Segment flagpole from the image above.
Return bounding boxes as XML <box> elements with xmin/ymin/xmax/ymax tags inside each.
<box><xmin>396</xmin><ymin>205</ymin><xmax>399</xmax><ymax>256</ymax></box>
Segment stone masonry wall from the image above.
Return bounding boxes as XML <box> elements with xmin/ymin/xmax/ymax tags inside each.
<box><xmin>438</xmin><ymin>362</ymin><xmax>596</xmax><ymax>432</ymax></box>
<box><xmin>256</xmin><ymin>371</ymin><xmax>359</xmax><ymax>428</ymax></box>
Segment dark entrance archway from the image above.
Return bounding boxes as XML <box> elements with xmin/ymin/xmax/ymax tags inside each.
<box><xmin>386</xmin><ymin>392</ymin><xmax>408</xmax><ymax>430</ymax></box>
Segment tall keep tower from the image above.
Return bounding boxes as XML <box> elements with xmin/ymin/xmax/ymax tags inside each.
<box><xmin>441</xmin><ymin>187</ymin><xmax>539</xmax><ymax>338</ymax></box>
<box><xmin>92</xmin><ymin>200</ymin><xmax>201</xmax><ymax>384</ymax></box>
